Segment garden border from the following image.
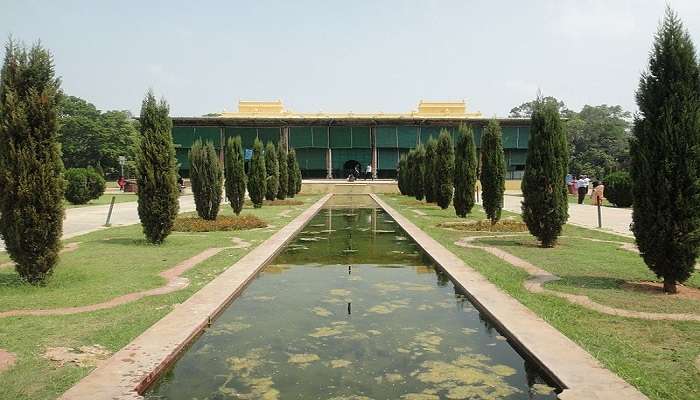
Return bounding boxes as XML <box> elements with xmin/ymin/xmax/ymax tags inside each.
<box><xmin>370</xmin><ymin>193</ymin><xmax>648</xmax><ymax>400</ymax></box>
<box><xmin>58</xmin><ymin>194</ymin><xmax>332</xmax><ymax>400</ymax></box>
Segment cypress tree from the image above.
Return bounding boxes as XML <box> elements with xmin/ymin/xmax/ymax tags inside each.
<box><xmin>287</xmin><ymin>148</ymin><xmax>297</xmax><ymax>198</ymax></box>
<box><xmin>413</xmin><ymin>144</ymin><xmax>425</xmax><ymax>201</ymax></box>
<box><xmin>631</xmin><ymin>8</ymin><xmax>700</xmax><ymax>293</ymax></box>
<box><xmin>136</xmin><ymin>91</ymin><xmax>179</xmax><ymax>244</ymax></box>
<box><xmin>435</xmin><ymin>130</ymin><xmax>455</xmax><ymax>209</ymax></box>
<box><xmin>397</xmin><ymin>154</ymin><xmax>407</xmax><ymax>195</ymax></box>
<box><xmin>224</xmin><ymin>136</ymin><xmax>246</xmax><ymax>215</ymax></box>
<box><xmin>480</xmin><ymin>119</ymin><xmax>506</xmax><ymax>224</ymax></box>
<box><xmin>277</xmin><ymin>141</ymin><xmax>288</xmax><ymax>200</ymax></box>
<box><xmin>189</xmin><ymin>139</ymin><xmax>222</xmax><ymax>220</ymax></box>
<box><xmin>521</xmin><ymin>98</ymin><xmax>569</xmax><ymax>247</ymax></box>
<box><xmin>454</xmin><ymin>124</ymin><xmax>477</xmax><ymax>217</ymax></box>
<box><xmin>0</xmin><ymin>40</ymin><xmax>64</xmax><ymax>284</ymax></box>
<box><xmin>404</xmin><ymin>150</ymin><xmax>414</xmax><ymax>196</ymax></box>
<box><xmin>294</xmin><ymin>154</ymin><xmax>302</xmax><ymax>194</ymax></box>
<box><xmin>248</xmin><ymin>138</ymin><xmax>266</xmax><ymax>208</ymax></box>
<box><xmin>264</xmin><ymin>141</ymin><xmax>279</xmax><ymax>201</ymax></box>
<box><xmin>423</xmin><ymin>138</ymin><xmax>438</xmax><ymax>203</ymax></box>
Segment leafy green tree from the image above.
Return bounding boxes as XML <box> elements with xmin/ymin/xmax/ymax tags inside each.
<box><xmin>136</xmin><ymin>91</ymin><xmax>179</xmax><ymax>244</ymax></box>
<box><xmin>189</xmin><ymin>139</ymin><xmax>223</xmax><ymax>220</ymax></box>
<box><xmin>224</xmin><ymin>136</ymin><xmax>246</xmax><ymax>215</ymax></box>
<box><xmin>435</xmin><ymin>130</ymin><xmax>455</xmax><ymax>209</ymax></box>
<box><xmin>287</xmin><ymin>148</ymin><xmax>297</xmax><ymax>198</ymax></box>
<box><xmin>630</xmin><ymin>8</ymin><xmax>700</xmax><ymax>293</ymax></box>
<box><xmin>453</xmin><ymin>124</ymin><xmax>477</xmax><ymax>217</ymax></box>
<box><xmin>277</xmin><ymin>141</ymin><xmax>288</xmax><ymax>200</ymax></box>
<box><xmin>521</xmin><ymin>99</ymin><xmax>569</xmax><ymax>247</ymax></box>
<box><xmin>423</xmin><ymin>138</ymin><xmax>437</xmax><ymax>203</ymax></box>
<box><xmin>264</xmin><ymin>141</ymin><xmax>279</xmax><ymax>200</ymax></box>
<box><xmin>509</xmin><ymin>96</ymin><xmax>572</xmax><ymax>118</ymax></box>
<box><xmin>0</xmin><ymin>40</ymin><xmax>65</xmax><ymax>284</ymax></box>
<box><xmin>248</xmin><ymin>138</ymin><xmax>266</xmax><ymax>207</ymax></box>
<box><xmin>604</xmin><ymin>171</ymin><xmax>633</xmax><ymax>208</ymax></box>
<box><xmin>412</xmin><ymin>144</ymin><xmax>425</xmax><ymax>201</ymax></box>
<box><xmin>480</xmin><ymin>119</ymin><xmax>506</xmax><ymax>223</ymax></box>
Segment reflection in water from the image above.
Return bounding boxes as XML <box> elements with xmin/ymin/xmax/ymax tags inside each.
<box><xmin>145</xmin><ymin>205</ymin><xmax>559</xmax><ymax>400</ymax></box>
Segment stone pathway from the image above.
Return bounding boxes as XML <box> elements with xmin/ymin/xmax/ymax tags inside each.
<box><xmin>455</xmin><ymin>234</ymin><xmax>700</xmax><ymax>322</ymax></box>
<box><xmin>0</xmin><ymin>247</ymin><xmax>228</xmax><ymax>319</ymax></box>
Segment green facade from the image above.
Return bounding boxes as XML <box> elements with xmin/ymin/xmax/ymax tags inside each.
<box><xmin>171</xmin><ymin>121</ymin><xmax>529</xmax><ymax>179</ymax></box>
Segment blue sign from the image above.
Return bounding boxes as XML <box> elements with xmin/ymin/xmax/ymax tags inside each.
<box><xmin>244</xmin><ymin>149</ymin><xmax>253</xmax><ymax>160</ymax></box>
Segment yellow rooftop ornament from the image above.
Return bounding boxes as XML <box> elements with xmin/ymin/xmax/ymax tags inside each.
<box><xmin>237</xmin><ymin>100</ymin><xmax>285</xmax><ymax>114</ymax></box>
<box><xmin>416</xmin><ymin>100</ymin><xmax>470</xmax><ymax>116</ymax></box>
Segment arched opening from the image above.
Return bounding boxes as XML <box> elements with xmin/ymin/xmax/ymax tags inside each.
<box><xmin>342</xmin><ymin>159</ymin><xmax>361</xmax><ymax>179</ymax></box>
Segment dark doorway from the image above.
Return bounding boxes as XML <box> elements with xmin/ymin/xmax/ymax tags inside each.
<box><xmin>343</xmin><ymin>160</ymin><xmax>361</xmax><ymax>179</ymax></box>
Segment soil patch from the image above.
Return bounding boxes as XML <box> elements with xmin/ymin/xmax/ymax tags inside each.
<box><xmin>0</xmin><ymin>349</ymin><xmax>17</xmax><ymax>373</ymax></box>
<box><xmin>43</xmin><ymin>345</ymin><xmax>111</xmax><ymax>367</ymax></box>
<box><xmin>0</xmin><ymin>242</ymin><xmax>80</xmax><ymax>270</ymax></box>
<box><xmin>621</xmin><ymin>281</ymin><xmax>700</xmax><ymax>301</ymax></box>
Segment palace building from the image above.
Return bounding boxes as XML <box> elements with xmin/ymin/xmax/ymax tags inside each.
<box><xmin>171</xmin><ymin>100</ymin><xmax>530</xmax><ymax>179</ymax></box>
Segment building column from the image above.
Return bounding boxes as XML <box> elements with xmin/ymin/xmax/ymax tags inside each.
<box><xmin>371</xmin><ymin>127</ymin><xmax>378</xmax><ymax>179</ymax></box>
<box><xmin>326</xmin><ymin>148</ymin><xmax>333</xmax><ymax>179</ymax></box>
<box><xmin>281</xmin><ymin>126</ymin><xmax>289</xmax><ymax>151</ymax></box>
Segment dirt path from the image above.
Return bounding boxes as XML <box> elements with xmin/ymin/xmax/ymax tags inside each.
<box><xmin>455</xmin><ymin>234</ymin><xmax>700</xmax><ymax>322</ymax></box>
<box><xmin>0</xmin><ymin>246</ymin><xmax>228</xmax><ymax>319</ymax></box>
<box><xmin>0</xmin><ymin>349</ymin><xmax>16</xmax><ymax>373</ymax></box>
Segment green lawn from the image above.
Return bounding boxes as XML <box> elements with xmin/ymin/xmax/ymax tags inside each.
<box><xmin>63</xmin><ymin>193</ymin><xmax>137</xmax><ymax>209</ymax></box>
<box><xmin>380</xmin><ymin>194</ymin><xmax>700</xmax><ymax>400</ymax></box>
<box><xmin>0</xmin><ymin>195</ymin><xmax>320</xmax><ymax>400</ymax></box>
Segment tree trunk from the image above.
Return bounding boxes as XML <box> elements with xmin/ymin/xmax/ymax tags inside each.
<box><xmin>663</xmin><ymin>278</ymin><xmax>677</xmax><ymax>294</ymax></box>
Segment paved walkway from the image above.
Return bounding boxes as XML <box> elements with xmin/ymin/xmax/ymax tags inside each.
<box><xmin>0</xmin><ymin>196</ymin><xmax>196</xmax><ymax>251</ymax></box>
<box><xmin>502</xmin><ymin>194</ymin><xmax>633</xmax><ymax>237</ymax></box>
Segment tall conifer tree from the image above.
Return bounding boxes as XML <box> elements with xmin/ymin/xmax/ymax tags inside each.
<box><xmin>248</xmin><ymin>138</ymin><xmax>266</xmax><ymax>208</ymax></box>
<box><xmin>631</xmin><ymin>8</ymin><xmax>700</xmax><ymax>293</ymax></box>
<box><xmin>277</xmin><ymin>141</ymin><xmax>288</xmax><ymax>200</ymax></box>
<box><xmin>0</xmin><ymin>40</ymin><xmax>64</xmax><ymax>284</ymax></box>
<box><xmin>224</xmin><ymin>136</ymin><xmax>246</xmax><ymax>215</ymax></box>
<box><xmin>136</xmin><ymin>91</ymin><xmax>179</xmax><ymax>244</ymax></box>
<box><xmin>521</xmin><ymin>98</ymin><xmax>568</xmax><ymax>247</ymax></box>
<box><xmin>413</xmin><ymin>144</ymin><xmax>425</xmax><ymax>201</ymax></box>
<box><xmin>423</xmin><ymin>138</ymin><xmax>438</xmax><ymax>203</ymax></box>
<box><xmin>264</xmin><ymin>141</ymin><xmax>279</xmax><ymax>201</ymax></box>
<box><xmin>454</xmin><ymin>124</ymin><xmax>477</xmax><ymax>217</ymax></box>
<box><xmin>287</xmin><ymin>148</ymin><xmax>298</xmax><ymax>198</ymax></box>
<box><xmin>480</xmin><ymin>119</ymin><xmax>506</xmax><ymax>224</ymax></box>
<box><xmin>189</xmin><ymin>139</ymin><xmax>222</xmax><ymax>220</ymax></box>
<box><xmin>435</xmin><ymin>130</ymin><xmax>455</xmax><ymax>209</ymax></box>
<box><xmin>397</xmin><ymin>154</ymin><xmax>407</xmax><ymax>195</ymax></box>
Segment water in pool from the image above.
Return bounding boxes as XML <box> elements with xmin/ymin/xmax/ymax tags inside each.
<box><xmin>145</xmin><ymin>204</ymin><xmax>559</xmax><ymax>399</ymax></box>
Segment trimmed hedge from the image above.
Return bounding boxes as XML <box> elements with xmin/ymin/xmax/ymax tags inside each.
<box><xmin>604</xmin><ymin>171</ymin><xmax>633</xmax><ymax>207</ymax></box>
<box><xmin>65</xmin><ymin>167</ymin><xmax>105</xmax><ymax>205</ymax></box>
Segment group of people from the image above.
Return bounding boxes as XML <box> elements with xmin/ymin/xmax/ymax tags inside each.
<box><xmin>566</xmin><ymin>174</ymin><xmax>605</xmax><ymax>205</ymax></box>
<box><xmin>347</xmin><ymin>164</ymin><xmax>373</xmax><ymax>182</ymax></box>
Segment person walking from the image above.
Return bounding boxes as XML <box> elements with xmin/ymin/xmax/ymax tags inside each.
<box><xmin>590</xmin><ymin>181</ymin><xmax>605</xmax><ymax>206</ymax></box>
<box><xmin>365</xmin><ymin>164</ymin><xmax>373</xmax><ymax>180</ymax></box>
<box><xmin>576</xmin><ymin>175</ymin><xmax>588</xmax><ymax>204</ymax></box>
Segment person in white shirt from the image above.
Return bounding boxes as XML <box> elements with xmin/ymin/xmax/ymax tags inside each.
<box><xmin>365</xmin><ymin>164</ymin><xmax>373</xmax><ymax>180</ymax></box>
<box><xmin>575</xmin><ymin>175</ymin><xmax>589</xmax><ymax>204</ymax></box>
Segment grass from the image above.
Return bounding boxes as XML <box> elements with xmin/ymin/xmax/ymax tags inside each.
<box><xmin>63</xmin><ymin>193</ymin><xmax>137</xmax><ymax>209</ymax></box>
<box><xmin>380</xmin><ymin>194</ymin><xmax>700</xmax><ymax>400</ymax></box>
<box><xmin>0</xmin><ymin>195</ymin><xmax>321</xmax><ymax>400</ymax></box>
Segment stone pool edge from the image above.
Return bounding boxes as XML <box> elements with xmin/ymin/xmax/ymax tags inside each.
<box><xmin>370</xmin><ymin>194</ymin><xmax>648</xmax><ymax>400</ymax></box>
<box><xmin>58</xmin><ymin>194</ymin><xmax>333</xmax><ymax>400</ymax></box>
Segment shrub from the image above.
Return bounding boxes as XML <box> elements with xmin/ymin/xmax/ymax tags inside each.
<box><xmin>224</xmin><ymin>136</ymin><xmax>246</xmax><ymax>215</ymax></box>
<box><xmin>397</xmin><ymin>154</ymin><xmax>408</xmax><ymax>195</ymax></box>
<box><xmin>481</xmin><ymin>118</ymin><xmax>506</xmax><ymax>224</ymax></box>
<box><xmin>521</xmin><ymin>98</ymin><xmax>569</xmax><ymax>247</ymax></box>
<box><xmin>173</xmin><ymin>214</ymin><xmax>267</xmax><ymax>232</ymax></box>
<box><xmin>189</xmin><ymin>139</ymin><xmax>223</xmax><ymax>220</ymax></box>
<box><xmin>65</xmin><ymin>168</ymin><xmax>104</xmax><ymax>204</ymax></box>
<box><xmin>248</xmin><ymin>138</ymin><xmax>266</xmax><ymax>207</ymax></box>
<box><xmin>453</xmin><ymin>124</ymin><xmax>477</xmax><ymax>217</ymax></box>
<box><xmin>264</xmin><ymin>141</ymin><xmax>279</xmax><ymax>201</ymax></box>
<box><xmin>0</xmin><ymin>40</ymin><xmax>64</xmax><ymax>284</ymax></box>
<box><xmin>277</xmin><ymin>142</ymin><xmax>288</xmax><ymax>200</ymax></box>
<box><xmin>423</xmin><ymin>138</ymin><xmax>437</xmax><ymax>203</ymax></box>
<box><xmin>630</xmin><ymin>7</ymin><xmax>700</xmax><ymax>293</ymax></box>
<box><xmin>438</xmin><ymin>219</ymin><xmax>528</xmax><ymax>232</ymax></box>
<box><xmin>604</xmin><ymin>171</ymin><xmax>633</xmax><ymax>207</ymax></box>
<box><xmin>435</xmin><ymin>130</ymin><xmax>455</xmax><ymax>209</ymax></box>
<box><xmin>136</xmin><ymin>91</ymin><xmax>179</xmax><ymax>244</ymax></box>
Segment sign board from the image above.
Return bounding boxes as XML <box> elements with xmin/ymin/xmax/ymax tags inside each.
<box><xmin>118</xmin><ymin>156</ymin><xmax>126</xmax><ymax>165</ymax></box>
<box><xmin>244</xmin><ymin>149</ymin><xmax>253</xmax><ymax>160</ymax></box>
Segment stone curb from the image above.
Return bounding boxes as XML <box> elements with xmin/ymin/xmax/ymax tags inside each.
<box><xmin>58</xmin><ymin>194</ymin><xmax>332</xmax><ymax>400</ymax></box>
<box><xmin>370</xmin><ymin>194</ymin><xmax>648</xmax><ymax>400</ymax></box>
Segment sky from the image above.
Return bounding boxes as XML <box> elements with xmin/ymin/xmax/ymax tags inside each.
<box><xmin>2</xmin><ymin>0</ymin><xmax>700</xmax><ymax>117</ymax></box>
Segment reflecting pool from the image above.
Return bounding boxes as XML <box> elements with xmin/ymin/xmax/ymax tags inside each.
<box><xmin>145</xmin><ymin>202</ymin><xmax>558</xmax><ymax>399</ymax></box>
